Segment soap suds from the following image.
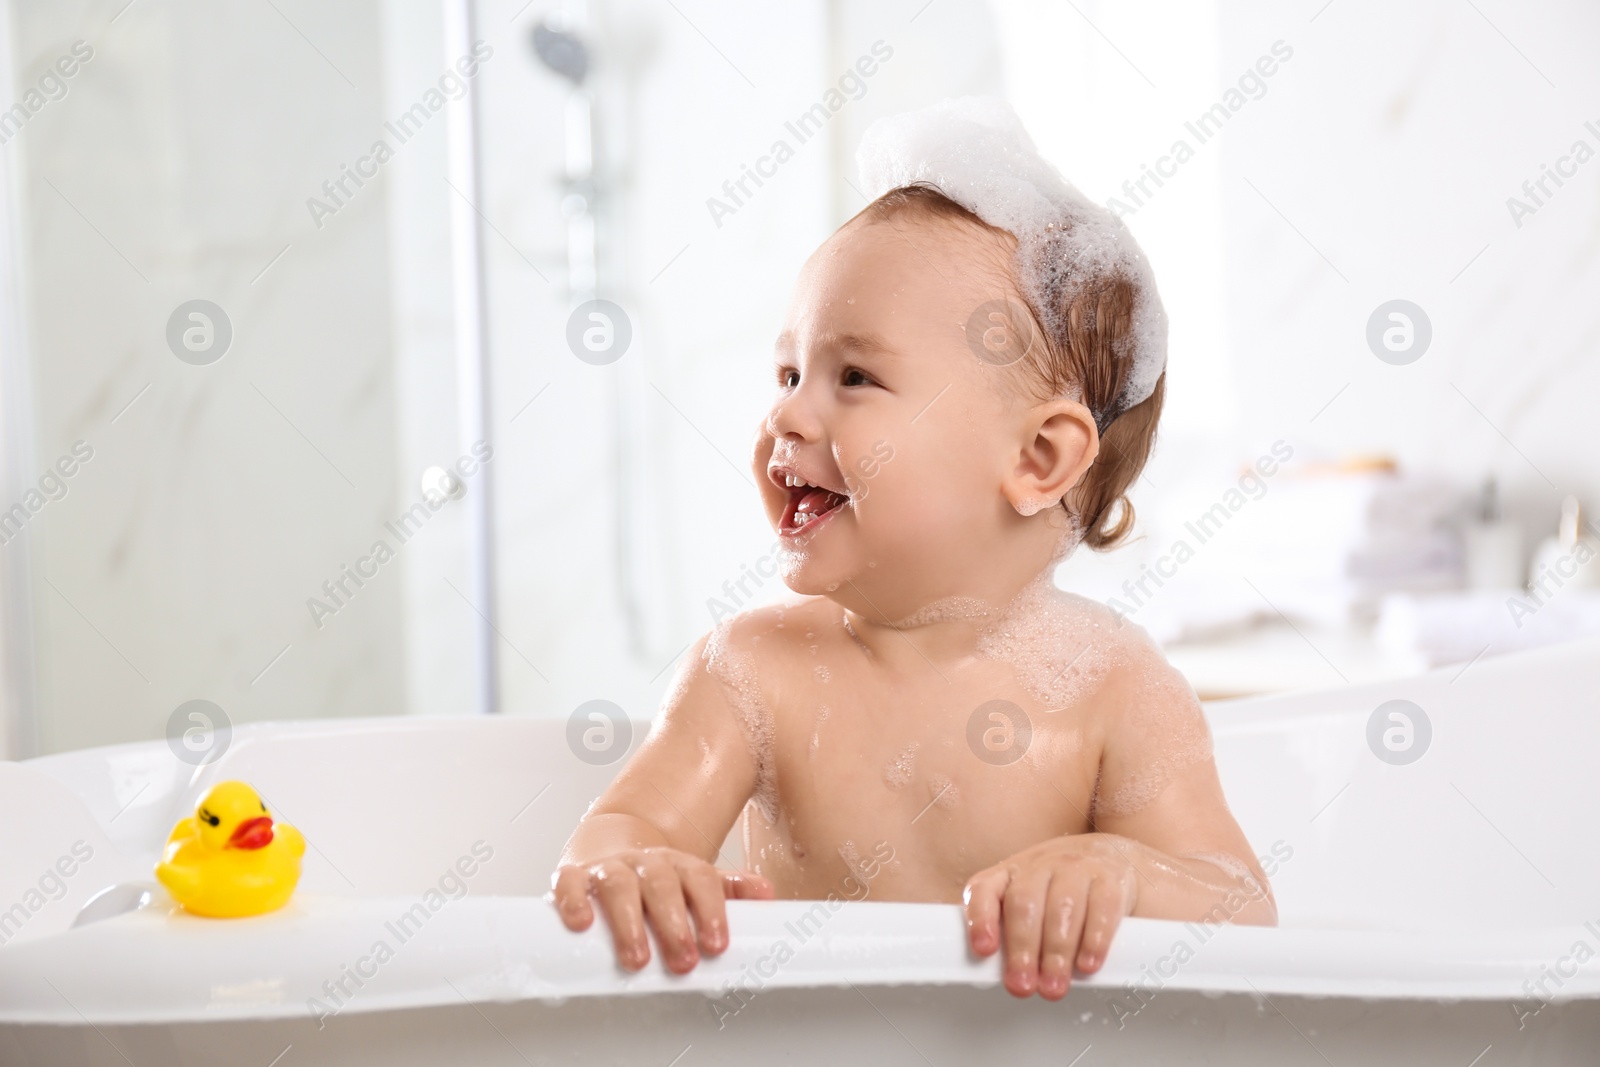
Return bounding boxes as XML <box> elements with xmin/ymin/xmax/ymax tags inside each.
<box><xmin>890</xmin><ymin>596</ymin><xmax>990</xmax><ymax>629</ymax></box>
<box><xmin>926</xmin><ymin>773</ymin><xmax>959</xmax><ymax>809</ymax></box>
<box><xmin>1090</xmin><ymin>670</ymin><xmax>1214</xmax><ymax>820</ymax></box>
<box><xmin>1013</xmin><ymin>496</ymin><xmax>1056</xmax><ymax>517</ymax></box>
<box><xmin>841</xmin><ymin>613</ymin><xmax>871</xmax><ymax>653</ymax></box>
<box><xmin>884</xmin><ymin>741</ymin><xmax>919</xmax><ymax>789</ymax></box>
<box><xmin>858</xmin><ymin>96</ymin><xmax>1167</xmax><ymax>421</ymax></box>
<box><xmin>704</xmin><ymin>619</ymin><xmax>780</xmax><ymax>824</ymax></box>
<box><xmin>838</xmin><ymin>839</ymin><xmax>867</xmax><ymax>882</ymax></box>
<box><xmin>975</xmin><ymin>572</ymin><xmax>1115</xmax><ymax>713</ymax></box>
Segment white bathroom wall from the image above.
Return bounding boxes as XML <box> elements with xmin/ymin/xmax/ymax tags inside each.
<box><xmin>2</xmin><ymin>0</ymin><xmax>440</xmax><ymax>754</ymax></box>
<box><xmin>1216</xmin><ymin>0</ymin><xmax>1600</xmax><ymax>535</ymax></box>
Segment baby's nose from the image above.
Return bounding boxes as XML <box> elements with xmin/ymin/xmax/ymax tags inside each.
<box><xmin>765</xmin><ymin>392</ymin><xmax>824</xmax><ymax>443</ymax></box>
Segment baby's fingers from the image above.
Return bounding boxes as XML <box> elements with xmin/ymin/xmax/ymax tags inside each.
<box><xmin>677</xmin><ymin>861</ymin><xmax>731</xmax><ymax>956</ymax></box>
<box><xmin>638</xmin><ymin>861</ymin><xmax>700</xmax><ymax>974</ymax></box>
<box><xmin>720</xmin><ymin>869</ymin><xmax>775</xmax><ymax>900</ymax></box>
<box><xmin>1039</xmin><ymin>872</ymin><xmax>1090</xmax><ymax>1001</ymax></box>
<box><xmin>551</xmin><ymin>865</ymin><xmax>595</xmax><ymax>931</ymax></box>
<box><xmin>1076</xmin><ymin>876</ymin><xmax>1127</xmax><ymax>974</ymax></box>
<box><xmin>1001</xmin><ymin>867</ymin><xmax>1053</xmax><ymax>998</ymax></box>
<box><xmin>591</xmin><ymin>860</ymin><xmax>651</xmax><ymax>971</ymax></box>
<box><xmin>963</xmin><ymin>866</ymin><xmax>1010</xmax><ymax>958</ymax></box>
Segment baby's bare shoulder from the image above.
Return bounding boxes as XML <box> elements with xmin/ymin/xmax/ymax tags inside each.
<box><xmin>651</xmin><ymin>607</ymin><xmax>796</xmax><ymax>762</ymax></box>
<box><xmin>673</xmin><ymin>598</ymin><xmax>834</xmax><ymax>722</ymax></box>
<box><xmin>706</xmin><ymin>597</ymin><xmax>839</xmax><ymax>662</ymax></box>
<box><xmin>1080</xmin><ymin>611</ymin><xmax>1213</xmax><ymax>786</ymax></box>
<box><xmin>1041</xmin><ymin>592</ymin><xmax>1205</xmax><ymax>735</ymax></box>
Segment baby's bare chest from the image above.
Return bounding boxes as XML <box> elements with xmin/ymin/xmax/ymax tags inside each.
<box><xmin>742</xmin><ymin>665</ymin><xmax>1101</xmax><ymax>901</ymax></box>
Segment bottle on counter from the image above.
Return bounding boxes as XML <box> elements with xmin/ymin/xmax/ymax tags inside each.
<box><xmin>1527</xmin><ymin>495</ymin><xmax>1600</xmax><ymax>593</ymax></box>
<box><xmin>1463</xmin><ymin>477</ymin><xmax>1524</xmax><ymax>590</ymax></box>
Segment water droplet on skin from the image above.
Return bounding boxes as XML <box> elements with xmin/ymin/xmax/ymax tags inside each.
<box><xmin>814</xmin><ymin>665</ymin><xmax>831</xmax><ymax>683</ymax></box>
<box><xmin>809</xmin><ymin>704</ymin><xmax>830</xmax><ymax>757</ymax></box>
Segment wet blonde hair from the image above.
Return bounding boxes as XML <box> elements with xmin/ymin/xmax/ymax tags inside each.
<box><xmin>851</xmin><ymin>182</ymin><xmax>1164</xmax><ymax>550</ymax></box>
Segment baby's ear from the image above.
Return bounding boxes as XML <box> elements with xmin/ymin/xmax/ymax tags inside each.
<box><xmin>1001</xmin><ymin>400</ymin><xmax>1099</xmax><ymax>516</ymax></box>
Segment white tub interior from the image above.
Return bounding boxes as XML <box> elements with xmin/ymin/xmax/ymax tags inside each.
<box><xmin>1</xmin><ymin>635</ymin><xmax>1598</xmax><ymax>1031</ymax></box>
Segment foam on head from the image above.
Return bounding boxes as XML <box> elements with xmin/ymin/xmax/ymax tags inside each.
<box><xmin>857</xmin><ymin>96</ymin><xmax>1167</xmax><ymax>421</ymax></box>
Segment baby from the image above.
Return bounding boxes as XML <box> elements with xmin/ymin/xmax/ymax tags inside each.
<box><xmin>553</xmin><ymin>98</ymin><xmax>1275</xmax><ymax>1000</ymax></box>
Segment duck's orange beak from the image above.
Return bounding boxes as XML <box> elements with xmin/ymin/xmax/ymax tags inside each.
<box><xmin>228</xmin><ymin>816</ymin><xmax>274</xmax><ymax>850</ymax></box>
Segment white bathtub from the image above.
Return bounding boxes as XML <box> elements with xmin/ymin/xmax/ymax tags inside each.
<box><xmin>2</xmin><ymin>636</ymin><xmax>1598</xmax><ymax>1065</ymax></box>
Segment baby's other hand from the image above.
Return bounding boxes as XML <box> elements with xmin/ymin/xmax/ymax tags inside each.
<box><xmin>963</xmin><ymin>833</ymin><xmax>1138</xmax><ymax>1000</ymax></box>
<box><xmin>551</xmin><ymin>848</ymin><xmax>774</xmax><ymax>974</ymax></box>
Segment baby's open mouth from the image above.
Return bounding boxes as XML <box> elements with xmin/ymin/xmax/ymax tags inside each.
<box><xmin>773</xmin><ymin>469</ymin><xmax>848</xmax><ymax>536</ymax></box>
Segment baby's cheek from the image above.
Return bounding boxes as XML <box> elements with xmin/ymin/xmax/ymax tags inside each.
<box><xmin>875</xmin><ymin>474</ymin><xmax>979</xmax><ymax>537</ymax></box>
<box><xmin>750</xmin><ymin>423</ymin><xmax>777</xmax><ymax>473</ymax></box>
<box><xmin>854</xmin><ymin>479</ymin><xmax>933</xmax><ymax>544</ymax></box>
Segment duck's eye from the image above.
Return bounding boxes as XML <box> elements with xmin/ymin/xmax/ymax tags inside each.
<box><xmin>260</xmin><ymin>802</ymin><xmax>267</xmax><ymax>812</ymax></box>
<box><xmin>200</xmin><ymin>809</ymin><xmax>220</xmax><ymax>827</ymax></box>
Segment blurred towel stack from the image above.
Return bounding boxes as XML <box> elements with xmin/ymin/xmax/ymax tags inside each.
<box><xmin>1223</xmin><ymin>465</ymin><xmax>1465</xmax><ymax>627</ymax></box>
<box><xmin>1377</xmin><ymin>589</ymin><xmax>1600</xmax><ymax>667</ymax></box>
<box><xmin>1068</xmin><ymin>459</ymin><xmax>1467</xmax><ymax>645</ymax></box>
<box><xmin>1065</xmin><ymin>451</ymin><xmax>1600</xmax><ymax>681</ymax></box>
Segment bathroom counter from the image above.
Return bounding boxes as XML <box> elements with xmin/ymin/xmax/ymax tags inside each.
<box><xmin>1167</xmin><ymin>620</ymin><xmax>1426</xmax><ymax>701</ymax></box>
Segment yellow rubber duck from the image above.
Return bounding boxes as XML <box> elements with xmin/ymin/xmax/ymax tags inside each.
<box><xmin>155</xmin><ymin>781</ymin><xmax>305</xmax><ymax>917</ymax></box>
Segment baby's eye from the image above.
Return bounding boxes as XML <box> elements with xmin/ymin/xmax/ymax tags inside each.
<box><xmin>778</xmin><ymin>367</ymin><xmax>800</xmax><ymax>389</ymax></box>
<box><xmin>841</xmin><ymin>366</ymin><xmax>875</xmax><ymax>387</ymax></box>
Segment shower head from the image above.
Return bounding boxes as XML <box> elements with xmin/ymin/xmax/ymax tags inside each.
<box><xmin>532</xmin><ymin>21</ymin><xmax>589</xmax><ymax>85</ymax></box>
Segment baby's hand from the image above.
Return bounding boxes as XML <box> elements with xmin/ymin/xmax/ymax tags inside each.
<box><xmin>552</xmin><ymin>848</ymin><xmax>774</xmax><ymax>974</ymax></box>
<box><xmin>963</xmin><ymin>833</ymin><xmax>1138</xmax><ymax>1000</ymax></box>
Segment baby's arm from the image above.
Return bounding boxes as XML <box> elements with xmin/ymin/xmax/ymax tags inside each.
<box><xmin>553</xmin><ymin>633</ymin><xmax>773</xmax><ymax>972</ymax></box>
<box><xmin>964</xmin><ymin>648</ymin><xmax>1275</xmax><ymax>999</ymax></box>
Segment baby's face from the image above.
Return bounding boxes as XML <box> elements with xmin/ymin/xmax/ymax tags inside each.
<box><xmin>754</xmin><ymin>214</ymin><xmax>1032</xmax><ymax>609</ymax></box>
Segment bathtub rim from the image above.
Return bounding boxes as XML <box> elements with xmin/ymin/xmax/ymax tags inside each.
<box><xmin>1</xmin><ymin>895</ymin><xmax>1597</xmax><ymax>1026</ymax></box>
<box><xmin>8</xmin><ymin>635</ymin><xmax>1599</xmax><ymax>1026</ymax></box>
